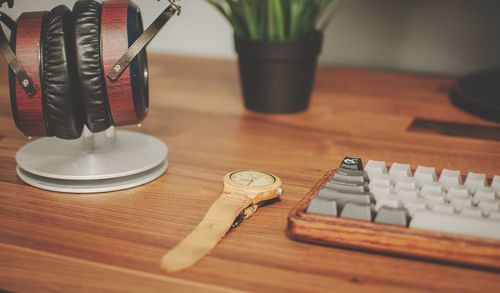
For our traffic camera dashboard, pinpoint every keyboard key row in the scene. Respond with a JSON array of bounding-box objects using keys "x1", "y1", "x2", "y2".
[
  {"x1": 369, "y1": 181, "x2": 497, "y2": 200},
  {"x1": 316, "y1": 186, "x2": 500, "y2": 217},
  {"x1": 370, "y1": 173, "x2": 498, "y2": 194},
  {"x1": 365, "y1": 160, "x2": 499, "y2": 191},
  {"x1": 310, "y1": 191, "x2": 500, "y2": 220},
  {"x1": 370, "y1": 185, "x2": 497, "y2": 201}
]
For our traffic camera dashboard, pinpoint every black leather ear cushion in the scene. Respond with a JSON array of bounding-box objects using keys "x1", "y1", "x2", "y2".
[
  {"x1": 41, "y1": 5, "x2": 84, "y2": 139},
  {"x1": 73, "y1": 0, "x2": 111, "y2": 133}
]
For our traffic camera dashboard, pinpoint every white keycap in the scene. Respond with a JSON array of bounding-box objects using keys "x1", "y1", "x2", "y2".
[
  {"x1": 370, "y1": 185, "x2": 393, "y2": 201},
  {"x1": 396, "y1": 188, "x2": 419, "y2": 198},
  {"x1": 410, "y1": 210, "x2": 500, "y2": 240},
  {"x1": 492, "y1": 175, "x2": 500, "y2": 195},
  {"x1": 395, "y1": 177, "x2": 417, "y2": 191},
  {"x1": 365, "y1": 160, "x2": 388, "y2": 179},
  {"x1": 461, "y1": 207, "x2": 483, "y2": 218},
  {"x1": 489, "y1": 211, "x2": 500, "y2": 220},
  {"x1": 450, "y1": 197, "x2": 472, "y2": 212},
  {"x1": 464, "y1": 172, "x2": 487, "y2": 193},
  {"x1": 389, "y1": 163, "x2": 412, "y2": 181},
  {"x1": 447, "y1": 185, "x2": 470, "y2": 199},
  {"x1": 414, "y1": 166, "x2": 436, "y2": 186},
  {"x1": 478, "y1": 200, "x2": 499, "y2": 216},
  {"x1": 473, "y1": 186, "x2": 496, "y2": 204},
  {"x1": 432, "y1": 203, "x2": 454, "y2": 214},
  {"x1": 421, "y1": 182, "x2": 443, "y2": 195},
  {"x1": 423, "y1": 193, "x2": 446, "y2": 208},
  {"x1": 403, "y1": 198, "x2": 427, "y2": 217},
  {"x1": 375, "y1": 194, "x2": 400, "y2": 211},
  {"x1": 439, "y1": 169, "x2": 462, "y2": 190},
  {"x1": 397, "y1": 194, "x2": 420, "y2": 206},
  {"x1": 369, "y1": 173, "x2": 391, "y2": 187}
]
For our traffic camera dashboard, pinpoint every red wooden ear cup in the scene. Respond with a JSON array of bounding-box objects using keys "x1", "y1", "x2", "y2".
[
  {"x1": 40, "y1": 5, "x2": 84, "y2": 139},
  {"x1": 9, "y1": 11, "x2": 50, "y2": 137},
  {"x1": 101, "y1": 0, "x2": 148, "y2": 126},
  {"x1": 73, "y1": 0, "x2": 112, "y2": 133}
]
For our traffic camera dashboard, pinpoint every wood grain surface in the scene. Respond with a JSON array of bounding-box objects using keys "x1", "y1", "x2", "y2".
[
  {"x1": 11, "y1": 11, "x2": 47, "y2": 137},
  {"x1": 102, "y1": 0, "x2": 145, "y2": 125},
  {"x1": 1, "y1": 54, "x2": 500, "y2": 292}
]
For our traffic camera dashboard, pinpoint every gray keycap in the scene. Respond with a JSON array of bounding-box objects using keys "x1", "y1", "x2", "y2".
[
  {"x1": 325, "y1": 179, "x2": 368, "y2": 194},
  {"x1": 375, "y1": 207, "x2": 408, "y2": 226},
  {"x1": 317, "y1": 188, "x2": 371, "y2": 207},
  {"x1": 333, "y1": 168, "x2": 369, "y2": 183},
  {"x1": 340, "y1": 202, "x2": 372, "y2": 221},
  {"x1": 306, "y1": 197, "x2": 337, "y2": 216},
  {"x1": 410, "y1": 210, "x2": 500, "y2": 240}
]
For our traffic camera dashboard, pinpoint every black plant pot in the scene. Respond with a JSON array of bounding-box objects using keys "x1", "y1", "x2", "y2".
[{"x1": 235, "y1": 34, "x2": 323, "y2": 113}]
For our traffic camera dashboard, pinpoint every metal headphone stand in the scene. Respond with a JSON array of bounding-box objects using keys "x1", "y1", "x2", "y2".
[{"x1": 15, "y1": 127, "x2": 168, "y2": 193}]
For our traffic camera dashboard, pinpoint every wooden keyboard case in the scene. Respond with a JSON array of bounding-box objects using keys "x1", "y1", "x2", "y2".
[{"x1": 287, "y1": 170, "x2": 500, "y2": 270}]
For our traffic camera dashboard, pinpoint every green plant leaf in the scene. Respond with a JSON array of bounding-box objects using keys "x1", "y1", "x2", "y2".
[
  {"x1": 318, "y1": 0, "x2": 350, "y2": 31},
  {"x1": 204, "y1": 0, "x2": 349, "y2": 41}
]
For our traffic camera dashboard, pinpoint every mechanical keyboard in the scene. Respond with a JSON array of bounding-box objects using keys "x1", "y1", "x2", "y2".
[{"x1": 287, "y1": 157, "x2": 500, "y2": 270}]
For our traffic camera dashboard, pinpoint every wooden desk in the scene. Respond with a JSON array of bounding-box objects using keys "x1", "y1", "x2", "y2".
[{"x1": 1, "y1": 55, "x2": 499, "y2": 292}]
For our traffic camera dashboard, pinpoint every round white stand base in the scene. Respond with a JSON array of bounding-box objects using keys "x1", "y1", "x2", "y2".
[{"x1": 15, "y1": 128, "x2": 168, "y2": 193}]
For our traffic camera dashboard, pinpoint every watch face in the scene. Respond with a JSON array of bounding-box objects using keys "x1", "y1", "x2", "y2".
[{"x1": 229, "y1": 170, "x2": 276, "y2": 187}]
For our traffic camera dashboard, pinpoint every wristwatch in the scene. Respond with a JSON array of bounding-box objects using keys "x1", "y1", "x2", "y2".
[{"x1": 160, "y1": 169, "x2": 283, "y2": 273}]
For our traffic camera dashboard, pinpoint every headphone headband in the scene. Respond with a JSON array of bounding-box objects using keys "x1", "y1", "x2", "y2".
[{"x1": 107, "y1": 0, "x2": 181, "y2": 80}]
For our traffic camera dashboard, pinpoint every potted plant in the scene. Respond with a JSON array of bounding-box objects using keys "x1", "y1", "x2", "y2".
[{"x1": 206, "y1": 0, "x2": 349, "y2": 113}]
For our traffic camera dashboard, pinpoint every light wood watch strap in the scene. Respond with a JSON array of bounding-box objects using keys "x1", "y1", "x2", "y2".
[{"x1": 160, "y1": 192, "x2": 252, "y2": 273}]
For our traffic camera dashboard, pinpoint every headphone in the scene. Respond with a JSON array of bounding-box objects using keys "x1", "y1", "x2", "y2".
[{"x1": 0, "y1": 0, "x2": 180, "y2": 139}]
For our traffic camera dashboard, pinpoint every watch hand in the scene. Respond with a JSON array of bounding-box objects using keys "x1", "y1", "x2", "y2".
[{"x1": 247, "y1": 179, "x2": 254, "y2": 186}]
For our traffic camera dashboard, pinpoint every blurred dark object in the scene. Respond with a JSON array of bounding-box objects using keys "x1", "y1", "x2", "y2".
[
  {"x1": 0, "y1": 0, "x2": 14, "y2": 9},
  {"x1": 451, "y1": 68, "x2": 500, "y2": 123}
]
